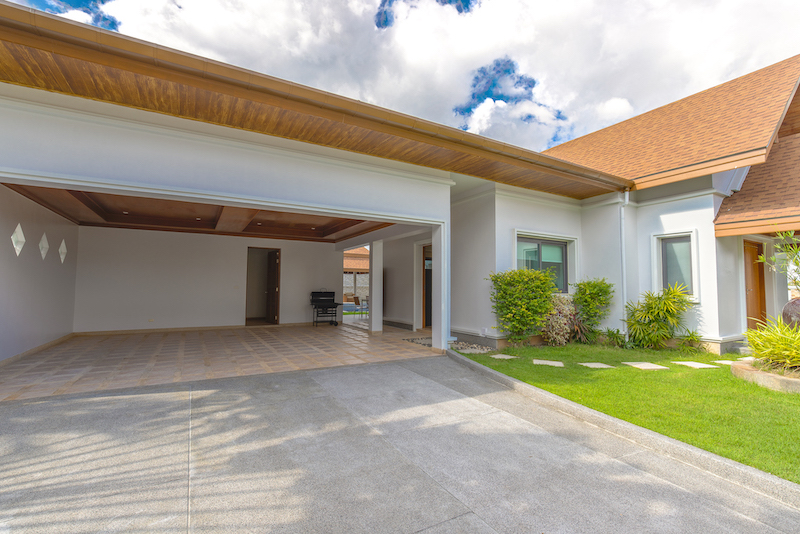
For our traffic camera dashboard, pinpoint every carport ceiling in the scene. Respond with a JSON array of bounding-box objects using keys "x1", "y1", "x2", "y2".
[{"x1": 5, "y1": 184, "x2": 391, "y2": 242}]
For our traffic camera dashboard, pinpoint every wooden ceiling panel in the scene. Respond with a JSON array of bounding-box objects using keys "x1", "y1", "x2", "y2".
[{"x1": 4, "y1": 184, "x2": 395, "y2": 243}]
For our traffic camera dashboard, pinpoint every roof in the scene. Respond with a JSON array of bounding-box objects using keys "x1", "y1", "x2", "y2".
[
  {"x1": 0, "y1": 1, "x2": 632, "y2": 200},
  {"x1": 714, "y1": 133, "x2": 800, "y2": 236},
  {"x1": 344, "y1": 247, "x2": 370, "y2": 272},
  {"x1": 544, "y1": 55, "x2": 800, "y2": 189}
]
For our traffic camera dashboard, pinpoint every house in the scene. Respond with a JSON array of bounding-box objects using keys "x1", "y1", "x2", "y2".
[
  {"x1": 0, "y1": 1, "x2": 796, "y2": 364},
  {"x1": 343, "y1": 246, "x2": 370, "y2": 303}
]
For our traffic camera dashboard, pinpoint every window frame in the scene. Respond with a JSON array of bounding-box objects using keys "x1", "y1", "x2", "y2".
[
  {"x1": 516, "y1": 235, "x2": 570, "y2": 293},
  {"x1": 652, "y1": 230, "x2": 699, "y2": 302}
]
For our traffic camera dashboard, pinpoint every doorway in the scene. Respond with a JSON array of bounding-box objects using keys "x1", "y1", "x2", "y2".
[
  {"x1": 422, "y1": 244, "x2": 432, "y2": 328},
  {"x1": 743, "y1": 240, "x2": 766, "y2": 329},
  {"x1": 246, "y1": 247, "x2": 281, "y2": 325}
]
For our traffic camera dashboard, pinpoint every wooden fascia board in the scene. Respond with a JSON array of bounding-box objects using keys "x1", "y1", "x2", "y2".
[
  {"x1": 0, "y1": 6, "x2": 632, "y2": 195},
  {"x1": 633, "y1": 150, "x2": 768, "y2": 190},
  {"x1": 765, "y1": 74, "x2": 800, "y2": 158},
  {"x1": 715, "y1": 215, "x2": 800, "y2": 237}
]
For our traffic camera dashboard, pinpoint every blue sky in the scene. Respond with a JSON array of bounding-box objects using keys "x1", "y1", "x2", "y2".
[{"x1": 10, "y1": 0, "x2": 800, "y2": 152}]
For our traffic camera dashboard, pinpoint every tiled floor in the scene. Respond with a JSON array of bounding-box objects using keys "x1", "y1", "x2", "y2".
[{"x1": 0, "y1": 323, "x2": 434, "y2": 402}]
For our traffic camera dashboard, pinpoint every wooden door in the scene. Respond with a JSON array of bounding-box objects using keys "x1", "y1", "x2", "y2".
[
  {"x1": 266, "y1": 250, "x2": 280, "y2": 324},
  {"x1": 422, "y1": 245, "x2": 432, "y2": 328},
  {"x1": 743, "y1": 241, "x2": 766, "y2": 329}
]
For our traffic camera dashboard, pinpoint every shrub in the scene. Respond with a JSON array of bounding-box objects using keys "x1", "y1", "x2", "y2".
[
  {"x1": 541, "y1": 294, "x2": 576, "y2": 346},
  {"x1": 572, "y1": 278, "x2": 615, "y2": 328},
  {"x1": 758, "y1": 230, "x2": 800, "y2": 292},
  {"x1": 602, "y1": 328, "x2": 626, "y2": 348},
  {"x1": 625, "y1": 283, "x2": 693, "y2": 349},
  {"x1": 745, "y1": 317, "x2": 800, "y2": 371},
  {"x1": 677, "y1": 330, "x2": 705, "y2": 353},
  {"x1": 489, "y1": 269, "x2": 556, "y2": 345}
]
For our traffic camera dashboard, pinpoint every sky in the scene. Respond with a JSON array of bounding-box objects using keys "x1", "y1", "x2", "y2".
[{"x1": 11, "y1": 0, "x2": 800, "y2": 151}]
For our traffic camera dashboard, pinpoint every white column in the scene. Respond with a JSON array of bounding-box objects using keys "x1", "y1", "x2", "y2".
[
  {"x1": 368, "y1": 240, "x2": 384, "y2": 333},
  {"x1": 431, "y1": 222, "x2": 451, "y2": 350}
]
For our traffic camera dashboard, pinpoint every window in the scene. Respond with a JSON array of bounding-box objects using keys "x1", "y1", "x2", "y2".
[
  {"x1": 517, "y1": 237, "x2": 568, "y2": 292},
  {"x1": 661, "y1": 235, "x2": 692, "y2": 292}
]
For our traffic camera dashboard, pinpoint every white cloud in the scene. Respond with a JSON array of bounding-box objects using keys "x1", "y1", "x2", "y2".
[
  {"x1": 58, "y1": 9, "x2": 93, "y2": 25},
  {"x1": 596, "y1": 97, "x2": 634, "y2": 123},
  {"x1": 14, "y1": 0, "x2": 800, "y2": 151}
]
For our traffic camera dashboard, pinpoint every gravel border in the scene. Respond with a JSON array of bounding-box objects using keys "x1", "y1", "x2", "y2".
[{"x1": 447, "y1": 349, "x2": 800, "y2": 510}]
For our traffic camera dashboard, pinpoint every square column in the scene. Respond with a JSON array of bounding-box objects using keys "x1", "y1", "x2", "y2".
[
  {"x1": 368, "y1": 240, "x2": 383, "y2": 334},
  {"x1": 431, "y1": 223, "x2": 451, "y2": 350}
]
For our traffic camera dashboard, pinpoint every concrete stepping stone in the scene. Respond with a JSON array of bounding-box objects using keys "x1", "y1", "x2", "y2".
[
  {"x1": 671, "y1": 361, "x2": 719, "y2": 369},
  {"x1": 578, "y1": 362, "x2": 615, "y2": 369},
  {"x1": 532, "y1": 359, "x2": 564, "y2": 367},
  {"x1": 738, "y1": 356, "x2": 756, "y2": 362},
  {"x1": 713, "y1": 360, "x2": 735, "y2": 365},
  {"x1": 622, "y1": 362, "x2": 669, "y2": 370},
  {"x1": 490, "y1": 354, "x2": 518, "y2": 360}
]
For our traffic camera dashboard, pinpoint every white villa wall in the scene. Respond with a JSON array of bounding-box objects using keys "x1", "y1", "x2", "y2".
[
  {"x1": 580, "y1": 197, "x2": 626, "y2": 330},
  {"x1": 450, "y1": 189, "x2": 496, "y2": 340},
  {"x1": 0, "y1": 186, "x2": 78, "y2": 362},
  {"x1": 495, "y1": 186, "x2": 582, "y2": 276},
  {"x1": 383, "y1": 233, "x2": 430, "y2": 329},
  {"x1": 715, "y1": 236, "x2": 746, "y2": 339},
  {"x1": 633, "y1": 192, "x2": 720, "y2": 339},
  {"x1": 73, "y1": 227, "x2": 341, "y2": 332},
  {"x1": 0, "y1": 87, "x2": 453, "y2": 226}
]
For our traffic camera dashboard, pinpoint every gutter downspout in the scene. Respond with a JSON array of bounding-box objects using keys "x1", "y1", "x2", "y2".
[{"x1": 619, "y1": 189, "x2": 630, "y2": 333}]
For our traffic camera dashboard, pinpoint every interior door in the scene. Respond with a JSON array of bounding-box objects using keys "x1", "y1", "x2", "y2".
[
  {"x1": 743, "y1": 240, "x2": 766, "y2": 329},
  {"x1": 266, "y1": 250, "x2": 280, "y2": 324},
  {"x1": 423, "y1": 245, "x2": 432, "y2": 328}
]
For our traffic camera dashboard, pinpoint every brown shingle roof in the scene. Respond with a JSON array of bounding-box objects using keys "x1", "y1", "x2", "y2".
[
  {"x1": 715, "y1": 133, "x2": 800, "y2": 236},
  {"x1": 544, "y1": 55, "x2": 800, "y2": 188},
  {"x1": 343, "y1": 247, "x2": 370, "y2": 272}
]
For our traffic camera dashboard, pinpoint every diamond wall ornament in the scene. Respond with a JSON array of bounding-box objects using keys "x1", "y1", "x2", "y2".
[
  {"x1": 39, "y1": 233, "x2": 49, "y2": 260},
  {"x1": 59, "y1": 239, "x2": 67, "y2": 264},
  {"x1": 11, "y1": 224, "x2": 25, "y2": 256}
]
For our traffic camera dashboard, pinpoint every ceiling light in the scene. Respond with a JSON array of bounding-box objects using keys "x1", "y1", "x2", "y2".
[
  {"x1": 196, "y1": 217, "x2": 201, "y2": 221},
  {"x1": 257, "y1": 222, "x2": 262, "y2": 225},
  {"x1": 122, "y1": 211, "x2": 128, "y2": 215}
]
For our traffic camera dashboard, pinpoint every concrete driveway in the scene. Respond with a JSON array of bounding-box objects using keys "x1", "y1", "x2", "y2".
[{"x1": 1, "y1": 354, "x2": 799, "y2": 533}]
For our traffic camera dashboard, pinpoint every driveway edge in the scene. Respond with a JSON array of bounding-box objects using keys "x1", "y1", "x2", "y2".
[{"x1": 446, "y1": 350, "x2": 800, "y2": 510}]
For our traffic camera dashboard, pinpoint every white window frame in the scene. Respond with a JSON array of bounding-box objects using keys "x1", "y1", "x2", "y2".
[
  {"x1": 651, "y1": 230, "x2": 700, "y2": 303},
  {"x1": 514, "y1": 230, "x2": 578, "y2": 294}
]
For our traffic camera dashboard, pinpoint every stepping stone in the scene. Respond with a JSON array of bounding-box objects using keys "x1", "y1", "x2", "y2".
[
  {"x1": 738, "y1": 356, "x2": 756, "y2": 362},
  {"x1": 671, "y1": 361, "x2": 719, "y2": 369},
  {"x1": 490, "y1": 354, "x2": 518, "y2": 360},
  {"x1": 622, "y1": 362, "x2": 669, "y2": 370},
  {"x1": 713, "y1": 360, "x2": 735, "y2": 365},
  {"x1": 532, "y1": 359, "x2": 564, "y2": 367},
  {"x1": 579, "y1": 362, "x2": 615, "y2": 369}
]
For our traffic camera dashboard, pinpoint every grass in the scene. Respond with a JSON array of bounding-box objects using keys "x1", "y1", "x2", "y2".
[{"x1": 466, "y1": 343, "x2": 800, "y2": 484}]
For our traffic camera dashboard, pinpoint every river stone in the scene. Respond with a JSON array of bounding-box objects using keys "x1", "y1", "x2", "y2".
[{"x1": 782, "y1": 298, "x2": 800, "y2": 328}]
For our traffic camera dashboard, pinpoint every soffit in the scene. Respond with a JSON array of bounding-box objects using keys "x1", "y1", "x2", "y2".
[
  {"x1": 714, "y1": 133, "x2": 800, "y2": 237},
  {"x1": 4, "y1": 184, "x2": 391, "y2": 242},
  {"x1": 0, "y1": 2, "x2": 631, "y2": 200},
  {"x1": 544, "y1": 55, "x2": 800, "y2": 188}
]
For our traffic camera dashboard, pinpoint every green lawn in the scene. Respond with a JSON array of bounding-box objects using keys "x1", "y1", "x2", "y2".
[{"x1": 466, "y1": 344, "x2": 800, "y2": 484}]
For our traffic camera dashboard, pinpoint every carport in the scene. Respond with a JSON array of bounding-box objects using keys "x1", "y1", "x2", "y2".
[{"x1": 0, "y1": 6, "x2": 454, "y2": 364}]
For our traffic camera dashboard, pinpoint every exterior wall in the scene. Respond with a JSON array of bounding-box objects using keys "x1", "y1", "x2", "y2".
[
  {"x1": 0, "y1": 87, "x2": 453, "y2": 226},
  {"x1": 0, "y1": 186, "x2": 78, "y2": 362},
  {"x1": 450, "y1": 188, "x2": 496, "y2": 341},
  {"x1": 632, "y1": 190, "x2": 721, "y2": 340},
  {"x1": 73, "y1": 227, "x2": 341, "y2": 332},
  {"x1": 580, "y1": 195, "x2": 626, "y2": 330},
  {"x1": 383, "y1": 233, "x2": 430, "y2": 329},
  {"x1": 715, "y1": 236, "x2": 746, "y2": 339}
]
